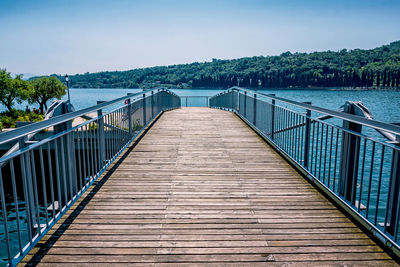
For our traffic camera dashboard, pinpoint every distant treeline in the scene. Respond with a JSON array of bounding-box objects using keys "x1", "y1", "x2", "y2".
[{"x1": 51, "y1": 40, "x2": 400, "y2": 89}]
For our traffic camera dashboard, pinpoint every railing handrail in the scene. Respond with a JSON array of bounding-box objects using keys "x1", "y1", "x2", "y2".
[
  {"x1": 180, "y1": 95, "x2": 210, "y2": 97},
  {"x1": 213, "y1": 87, "x2": 400, "y2": 136},
  {"x1": 0, "y1": 88, "x2": 177, "y2": 145}
]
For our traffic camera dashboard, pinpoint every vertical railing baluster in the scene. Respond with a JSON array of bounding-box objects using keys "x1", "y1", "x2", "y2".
[
  {"x1": 84, "y1": 124, "x2": 92, "y2": 184},
  {"x1": 127, "y1": 98, "x2": 132, "y2": 136},
  {"x1": 309, "y1": 119, "x2": 315, "y2": 172},
  {"x1": 333, "y1": 129, "x2": 340, "y2": 192},
  {"x1": 357, "y1": 139, "x2": 367, "y2": 212},
  {"x1": 10, "y1": 159, "x2": 23, "y2": 253},
  {"x1": 322, "y1": 125, "x2": 329, "y2": 183},
  {"x1": 318, "y1": 124, "x2": 324, "y2": 180},
  {"x1": 0, "y1": 169, "x2": 12, "y2": 265},
  {"x1": 143, "y1": 93, "x2": 147, "y2": 125},
  {"x1": 47, "y1": 142, "x2": 56, "y2": 219},
  {"x1": 375, "y1": 146, "x2": 385, "y2": 225},
  {"x1": 29, "y1": 150, "x2": 42, "y2": 234},
  {"x1": 151, "y1": 91, "x2": 154, "y2": 118},
  {"x1": 295, "y1": 114, "x2": 301, "y2": 161},
  {"x1": 244, "y1": 91, "x2": 247, "y2": 118},
  {"x1": 19, "y1": 152, "x2": 33, "y2": 241},
  {"x1": 327, "y1": 127, "x2": 334, "y2": 188},
  {"x1": 67, "y1": 123, "x2": 77, "y2": 199},
  {"x1": 386, "y1": 136, "x2": 400, "y2": 236},
  {"x1": 92, "y1": 120, "x2": 99, "y2": 174},
  {"x1": 60, "y1": 136, "x2": 68, "y2": 206},
  {"x1": 253, "y1": 94, "x2": 257, "y2": 126},
  {"x1": 366, "y1": 142, "x2": 376, "y2": 219},
  {"x1": 314, "y1": 122, "x2": 320, "y2": 175},
  {"x1": 39, "y1": 146, "x2": 49, "y2": 226},
  {"x1": 76, "y1": 130, "x2": 83, "y2": 191},
  {"x1": 270, "y1": 96, "x2": 276, "y2": 140},
  {"x1": 21, "y1": 149, "x2": 37, "y2": 238}
]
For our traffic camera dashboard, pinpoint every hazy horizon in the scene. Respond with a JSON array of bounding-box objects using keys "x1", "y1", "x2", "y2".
[{"x1": 1, "y1": 0, "x2": 399, "y2": 76}]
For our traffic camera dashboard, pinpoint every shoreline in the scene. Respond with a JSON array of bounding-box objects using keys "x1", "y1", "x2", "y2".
[{"x1": 68, "y1": 86, "x2": 400, "y2": 91}]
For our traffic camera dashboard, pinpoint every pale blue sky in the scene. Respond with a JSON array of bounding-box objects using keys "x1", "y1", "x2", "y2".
[{"x1": 0, "y1": 0, "x2": 399, "y2": 76}]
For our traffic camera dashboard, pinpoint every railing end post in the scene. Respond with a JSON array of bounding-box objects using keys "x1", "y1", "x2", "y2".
[{"x1": 303, "y1": 101, "x2": 312, "y2": 169}]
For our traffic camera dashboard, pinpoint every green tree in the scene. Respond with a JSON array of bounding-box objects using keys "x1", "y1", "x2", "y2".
[
  {"x1": 29, "y1": 77, "x2": 67, "y2": 113},
  {"x1": 0, "y1": 69, "x2": 32, "y2": 113}
]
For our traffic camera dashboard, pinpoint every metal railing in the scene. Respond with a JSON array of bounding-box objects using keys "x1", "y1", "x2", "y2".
[
  {"x1": 0, "y1": 88, "x2": 180, "y2": 266},
  {"x1": 180, "y1": 96, "x2": 210, "y2": 107},
  {"x1": 210, "y1": 87, "x2": 400, "y2": 254}
]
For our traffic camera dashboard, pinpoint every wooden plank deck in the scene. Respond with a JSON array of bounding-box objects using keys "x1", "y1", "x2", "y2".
[{"x1": 23, "y1": 107, "x2": 397, "y2": 266}]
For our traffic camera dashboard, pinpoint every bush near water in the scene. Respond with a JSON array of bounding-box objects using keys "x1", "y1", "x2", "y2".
[
  {"x1": 0, "y1": 109, "x2": 44, "y2": 130},
  {"x1": 0, "y1": 69, "x2": 66, "y2": 129}
]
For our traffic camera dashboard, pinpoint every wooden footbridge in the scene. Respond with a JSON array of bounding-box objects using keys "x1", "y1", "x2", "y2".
[{"x1": 1, "y1": 88, "x2": 400, "y2": 266}]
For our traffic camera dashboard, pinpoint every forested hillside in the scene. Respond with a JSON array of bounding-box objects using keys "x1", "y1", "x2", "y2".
[{"x1": 53, "y1": 40, "x2": 400, "y2": 89}]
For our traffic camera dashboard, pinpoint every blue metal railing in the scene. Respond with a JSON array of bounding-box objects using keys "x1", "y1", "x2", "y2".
[
  {"x1": 0, "y1": 88, "x2": 180, "y2": 266},
  {"x1": 210, "y1": 87, "x2": 400, "y2": 255}
]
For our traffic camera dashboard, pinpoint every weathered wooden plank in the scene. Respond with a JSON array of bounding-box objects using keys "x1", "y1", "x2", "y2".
[
  {"x1": 27, "y1": 253, "x2": 393, "y2": 263},
  {"x1": 34, "y1": 245, "x2": 385, "y2": 255},
  {"x1": 31, "y1": 262, "x2": 398, "y2": 267}
]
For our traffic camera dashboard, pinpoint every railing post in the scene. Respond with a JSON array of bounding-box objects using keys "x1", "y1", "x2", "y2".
[
  {"x1": 66, "y1": 125, "x2": 77, "y2": 197},
  {"x1": 270, "y1": 94, "x2": 276, "y2": 140},
  {"x1": 339, "y1": 104, "x2": 362, "y2": 204},
  {"x1": 0, "y1": 170, "x2": 11, "y2": 265},
  {"x1": 231, "y1": 91, "x2": 234, "y2": 110},
  {"x1": 18, "y1": 137, "x2": 37, "y2": 235},
  {"x1": 53, "y1": 101, "x2": 77, "y2": 208},
  {"x1": 151, "y1": 91, "x2": 154, "y2": 118},
  {"x1": 237, "y1": 91, "x2": 240, "y2": 112},
  {"x1": 126, "y1": 97, "x2": 132, "y2": 136},
  {"x1": 96, "y1": 102, "x2": 106, "y2": 166},
  {"x1": 303, "y1": 102, "x2": 312, "y2": 169},
  {"x1": 244, "y1": 91, "x2": 247, "y2": 118},
  {"x1": 236, "y1": 91, "x2": 240, "y2": 111},
  {"x1": 253, "y1": 94, "x2": 257, "y2": 126},
  {"x1": 142, "y1": 93, "x2": 146, "y2": 125},
  {"x1": 387, "y1": 135, "x2": 400, "y2": 236}
]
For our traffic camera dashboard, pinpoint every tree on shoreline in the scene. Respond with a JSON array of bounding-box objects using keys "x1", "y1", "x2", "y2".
[
  {"x1": 0, "y1": 69, "x2": 32, "y2": 113},
  {"x1": 29, "y1": 77, "x2": 67, "y2": 113}
]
